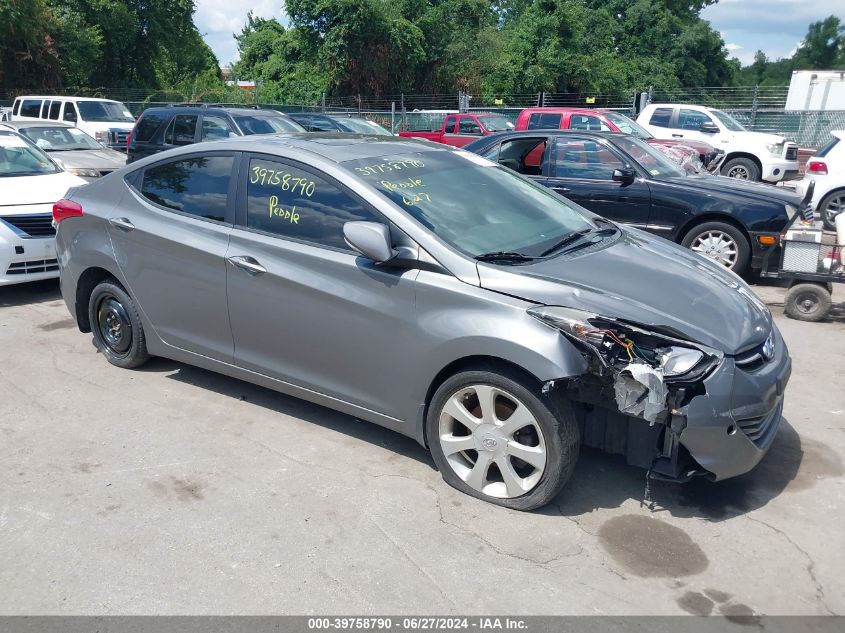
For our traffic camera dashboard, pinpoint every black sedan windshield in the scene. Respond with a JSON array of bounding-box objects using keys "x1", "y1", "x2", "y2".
[
  {"x1": 344, "y1": 150, "x2": 595, "y2": 258},
  {"x1": 614, "y1": 136, "x2": 687, "y2": 178}
]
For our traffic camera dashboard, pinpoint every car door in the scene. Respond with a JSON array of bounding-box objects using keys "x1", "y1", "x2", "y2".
[
  {"x1": 541, "y1": 136, "x2": 652, "y2": 227},
  {"x1": 443, "y1": 116, "x2": 483, "y2": 147},
  {"x1": 110, "y1": 151, "x2": 238, "y2": 361},
  {"x1": 199, "y1": 113, "x2": 236, "y2": 141},
  {"x1": 671, "y1": 108, "x2": 718, "y2": 144},
  {"x1": 226, "y1": 154, "x2": 418, "y2": 418},
  {"x1": 160, "y1": 113, "x2": 199, "y2": 152}
]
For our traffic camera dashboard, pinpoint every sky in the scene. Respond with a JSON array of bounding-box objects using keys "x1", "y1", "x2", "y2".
[{"x1": 194, "y1": 0, "x2": 839, "y2": 68}]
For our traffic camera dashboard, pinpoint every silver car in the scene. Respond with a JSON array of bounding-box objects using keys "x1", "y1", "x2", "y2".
[
  {"x1": 53, "y1": 135, "x2": 791, "y2": 510},
  {"x1": 1, "y1": 121, "x2": 127, "y2": 180}
]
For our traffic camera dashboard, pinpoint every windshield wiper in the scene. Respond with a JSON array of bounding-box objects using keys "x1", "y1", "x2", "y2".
[
  {"x1": 539, "y1": 228, "x2": 594, "y2": 257},
  {"x1": 475, "y1": 251, "x2": 538, "y2": 263}
]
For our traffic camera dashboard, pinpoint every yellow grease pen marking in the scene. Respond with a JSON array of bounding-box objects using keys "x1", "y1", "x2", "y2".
[{"x1": 268, "y1": 195, "x2": 300, "y2": 223}]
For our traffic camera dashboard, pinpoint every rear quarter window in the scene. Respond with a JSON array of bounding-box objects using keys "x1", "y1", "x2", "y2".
[{"x1": 649, "y1": 107, "x2": 673, "y2": 128}]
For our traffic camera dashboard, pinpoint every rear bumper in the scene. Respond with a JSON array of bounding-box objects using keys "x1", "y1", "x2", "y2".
[{"x1": 677, "y1": 327, "x2": 791, "y2": 481}]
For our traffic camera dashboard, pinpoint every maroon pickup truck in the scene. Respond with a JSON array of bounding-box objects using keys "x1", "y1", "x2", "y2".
[{"x1": 399, "y1": 112, "x2": 514, "y2": 147}]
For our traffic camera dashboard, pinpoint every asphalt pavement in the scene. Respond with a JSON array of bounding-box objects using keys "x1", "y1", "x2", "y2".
[{"x1": 0, "y1": 280, "x2": 843, "y2": 615}]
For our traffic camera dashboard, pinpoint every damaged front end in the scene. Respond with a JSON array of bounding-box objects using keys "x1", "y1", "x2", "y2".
[{"x1": 529, "y1": 306, "x2": 724, "y2": 481}]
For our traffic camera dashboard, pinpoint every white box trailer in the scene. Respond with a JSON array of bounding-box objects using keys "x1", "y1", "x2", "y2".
[{"x1": 786, "y1": 70, "x2": 845, "y2": 111}]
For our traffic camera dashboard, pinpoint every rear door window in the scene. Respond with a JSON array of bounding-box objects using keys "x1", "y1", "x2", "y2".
[
  {"x1": 527, "y1": 113, "x2": 562, "y2": 130},
  {"x1": 164, "y1": 114, "x2": 199, "y2": 146},
  {"x1": 569, "y1": 115, "x2": 610, "y2": 131},
  {"x1": 139, "y1": 154, "x2": 234, "y2": 222},
  {"x1": 20, "y1": 100, "x2": 42, "y2": 118},
  {"x1": 648, "y1": 107, "x2": 673, "y2": 128},
  {"x1": 48, "y1": 101, "x2": 61, "y2": 120},
  {"x1": 133, "y1": 112, "x2": 167, "y2": 143},
  {"x1": 244, "y1": 157, "x2": 378, "y2": 250}
]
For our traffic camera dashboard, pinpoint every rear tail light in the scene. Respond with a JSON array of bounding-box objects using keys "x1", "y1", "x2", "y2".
[
  {"x1": 53, "y1": 199, "x2": 83, "y2": 224},
  {"x1": 126, "y1": 129, "x2": 132, "y2": 153},
  {"x1": 807, "y1": 160, "x2": 828, "y2": 175}
]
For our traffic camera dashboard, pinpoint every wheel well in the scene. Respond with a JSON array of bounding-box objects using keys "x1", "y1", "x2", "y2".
[
  {"x1": 75, "y1": 267, "x2": 122, "y2": 332},
  {"x1": 820, "y1": 186, "x2": 845, "y2": 206},
  {"x1": 678, "y1": 214, "x2": 751, "y2": 247},
  {"x1": 722, "y1": 152, "x2": 762, "y2": 172},
  {"x1": 420, "y1": 355, "x2": 544, "y2": 448}
]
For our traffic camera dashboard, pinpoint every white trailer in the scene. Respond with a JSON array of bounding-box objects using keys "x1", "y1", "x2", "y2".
[{"x1": 786, "y1": 70, "x2": 845, "y2": 111}]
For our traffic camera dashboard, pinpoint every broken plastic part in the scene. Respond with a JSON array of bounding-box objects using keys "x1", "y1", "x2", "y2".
[
  {"x1": 613, "y1": 361, "x2": 669, "y2": 424},
  {"x1": 541, "y1": 380, "x2": 555, "y2": 394}
]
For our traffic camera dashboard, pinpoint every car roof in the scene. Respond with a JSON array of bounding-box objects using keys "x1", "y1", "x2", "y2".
[
  {"x1": 141, "y1": 105, "x2": 286, "y2": 117},
  {"x1": 184, "y1": 132, "x2": 448, "y2": 163},
  {"x1": 519, "y1": 107, "x2": 612, "y2": 115},
  {"x1": 478, "y1": 129, "x2": 629, "y2": 141},
  {"x1": 14, "y1": 96, "x2": 123, "y2": 103},
  {"x1": 0, "y1": 121, "x2": 74, "y2": 130}
]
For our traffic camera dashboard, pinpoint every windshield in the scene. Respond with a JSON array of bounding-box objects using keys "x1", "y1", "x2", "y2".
[
  {"x1": 603, "y1": 111, "x2": 652, "y2": 140},
  {"x1": 234, "y1": 115, "x2": 305, "y2": 135},
  {"x1": 76, "y1": 101, "x2": 135, "y2": 123},
  {"x1": 20, "y1": 126, "x2": 102, "y2": 151},
  {"x1": 336, "y1": 118, "x2": 393, "y2": 136},
  {"x1": 477, "y1": 115, "x2": 515, "y2": 132},
  {"x1": 0, "y1": 132, "x2": 60, "y2": 177},
  {"x1": 613, "y1": 135, "x2": 687, "y2": 178},
  {"x1": 710, "y1": 109, "x2": 746, "y2": 132},
  {"x1": 344, "y1": 150, "x2": 595, "y2": 258}
]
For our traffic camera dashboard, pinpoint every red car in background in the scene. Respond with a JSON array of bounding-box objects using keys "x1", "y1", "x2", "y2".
[
  {"x1": 399, "y1": 112, "x2": 514, "y2": 147},
  {"x1": 515, "y1": 108, "x2": 720, "y2": 167}
]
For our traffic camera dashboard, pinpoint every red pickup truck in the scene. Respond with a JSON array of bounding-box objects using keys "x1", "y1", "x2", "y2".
[
  {"x1": 399, "y1": 112, "x2": 514, "y2": 147},
  {"x1": 515, "y1": 107, "x2": 719, "y2": 166}
]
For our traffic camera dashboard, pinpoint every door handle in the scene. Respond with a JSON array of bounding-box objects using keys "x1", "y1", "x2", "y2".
[
  {"x1": 108, "y1": 217, "x2": 135, "y2": 231},
  {"x1": 671, "y1": 134, "x2": 684, "y2": 138},
  {"x1": 556, "y1": 187, "x2": 571, "y2": 193},
  {"x1": 227, "y1": 255, "x2": 267, "y2": 275}
]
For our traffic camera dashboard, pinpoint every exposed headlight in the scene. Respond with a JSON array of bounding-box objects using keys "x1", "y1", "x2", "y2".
[
  {"x1": 528, "y1": 305, "x2": 709, "y2": 378},
  {"x1": 66, "y1": 167, "x2": 100, "y2": 178},
  {"x1": 766, "y1": 142, "x2": 784, "y2": 157}
]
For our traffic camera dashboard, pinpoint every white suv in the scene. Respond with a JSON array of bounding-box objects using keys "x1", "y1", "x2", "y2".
[
  {"x1": 795, "y1": 130, "x2": 845, "y2": 230},
  {"x1": 637, "y1": 103, "x2": 799, "y2": 183},
  {"x1": 11, "y1": 96, "x2": 135, "y2": 150}
]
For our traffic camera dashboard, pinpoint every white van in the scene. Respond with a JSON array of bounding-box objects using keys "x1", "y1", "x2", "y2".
[{"x1": 11, "y1": 96, "x2": 135, "y2": 150}]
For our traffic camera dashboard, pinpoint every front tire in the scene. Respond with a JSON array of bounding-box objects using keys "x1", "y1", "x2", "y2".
[
  {"x1": 681, "y1": 221, "x2": 751, "y2": 274},
  {"x1": 88, "y1": 280, "x2": 150, "y2": 369},
  {"x1": 427, "y1": 369, "x2": 579, "y2": 511},
  {"x1": 721, "y1": 157, "x2": 761, "y2": 181}
]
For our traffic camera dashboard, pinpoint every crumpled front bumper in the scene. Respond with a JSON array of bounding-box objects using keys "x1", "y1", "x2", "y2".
[{"x1": 678, "y1": 326, "x2": 791, "y2": 481}]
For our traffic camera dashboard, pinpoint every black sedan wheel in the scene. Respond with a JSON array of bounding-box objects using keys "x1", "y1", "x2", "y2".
[
  {"x1": 681, "y1": 221, "x2": 750, "y2": 274},
  {"x1": 88, "y1": 280, "x2": 150, "y2": 369}
]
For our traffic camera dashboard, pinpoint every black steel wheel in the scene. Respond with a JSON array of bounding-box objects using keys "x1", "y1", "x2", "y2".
[{"x1": 88, "y1": 279, "x2": 150, "y2": 368}]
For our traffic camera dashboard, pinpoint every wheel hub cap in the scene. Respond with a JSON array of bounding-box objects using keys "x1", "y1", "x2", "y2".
[
  {"x1": 438, "y1": 384, "x2": 547, "y2": 499},
  {"x1": 691, "y1": 230, "x2": 738, "y2": 268}
]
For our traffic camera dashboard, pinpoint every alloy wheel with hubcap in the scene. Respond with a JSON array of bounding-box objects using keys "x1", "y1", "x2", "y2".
[
  {"x1": 689, "y1": 230, "x2": 739, "y2": 269},
  {"x1": 726, "y1": 164, "x2": 751, "y2": 179},
  {"x1": 438, "y1": 384, "x2": 547, "y2": 499},
  {"x1": 822, "y1": 194, "x2": 844, "y2": 230}
]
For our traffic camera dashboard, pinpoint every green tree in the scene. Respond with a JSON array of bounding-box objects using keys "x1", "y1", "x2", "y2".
[{"x1": 793, "y1": 16, "x2": 845, "y2": 69}]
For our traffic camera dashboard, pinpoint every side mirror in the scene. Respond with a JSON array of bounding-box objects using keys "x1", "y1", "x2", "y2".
[
  {"x1": 700, "y1": 122, "x2": 719, "y2": 133},
  {"x1": 612, "y1": 168, "x2": 635, "y2": 184},
  {"x1": 343, "y1": 221, "x2": 396, "y2": 262}
]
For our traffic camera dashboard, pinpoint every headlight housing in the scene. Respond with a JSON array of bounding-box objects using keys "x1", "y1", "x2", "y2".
[
  {"x1": 766, "y1": 142, "x2": 784, "y2": 157},
  {"x1": 66, "y1": 167, "x2": 100, "y2": 178},
  {"x1": 527, "y1": 305, "x2": 714, "y2": 379}
]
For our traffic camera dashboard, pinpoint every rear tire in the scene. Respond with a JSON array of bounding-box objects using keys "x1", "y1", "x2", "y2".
[
  {"x1": 784, "y1": 283, "x2": 832, "y2": 322},
  {"x1": 722, "y1": 157, "x2": 761, "y2": 181},
  {"x1": 88, "y1": 280, "x2": 150, "y2": 369},
  {"x1": 427, "y1": 369, "x2": 579, "y2": 511}
]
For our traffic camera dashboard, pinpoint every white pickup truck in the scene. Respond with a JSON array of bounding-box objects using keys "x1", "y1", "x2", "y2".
[{"x1": 637, "y1": 103, "x2": 799, "y2": 183}]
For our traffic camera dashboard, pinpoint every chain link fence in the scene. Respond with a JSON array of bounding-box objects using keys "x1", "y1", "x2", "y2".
[{"x1": 2, "y1": 86, "x2": 843, "y2": 148}]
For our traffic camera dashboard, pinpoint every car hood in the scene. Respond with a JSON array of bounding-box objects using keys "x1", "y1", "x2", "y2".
[
  {"x1": 0, "y1": 171, "x2": 87, "y2": 208},
  {"x1": 722, "y1": 130, "x2": 787, "y2": 146},
  {"x1": 50, "y1": 148, "x2": 127, "y2": 170},
  {"x1": 477, "y1": 228, "x2": 772, "y2": 355},
  {"x1": 662, "y1": 173, "x2": 803, "y2": 205}
]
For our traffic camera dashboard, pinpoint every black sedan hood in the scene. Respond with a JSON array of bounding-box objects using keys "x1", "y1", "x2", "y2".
[
  {"x1": 665, "y1": 174, "x2": 802, "y2": 205},
  {"x1": 477, "y1": 228, "x2": 772, "y2": 355}
]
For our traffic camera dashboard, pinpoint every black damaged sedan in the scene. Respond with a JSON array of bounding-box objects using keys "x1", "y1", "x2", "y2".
[{"x1": 465, "y1": 130, "x2": 801, "y2": 274}]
